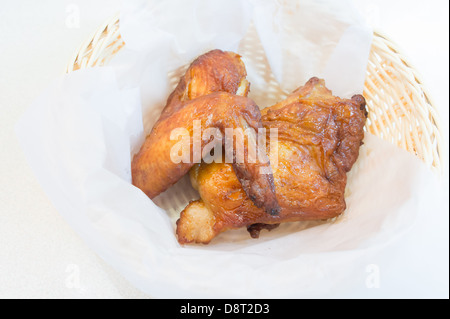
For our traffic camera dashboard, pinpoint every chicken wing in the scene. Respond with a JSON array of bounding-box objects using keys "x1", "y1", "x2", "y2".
[
  {"x1": 132, "y1": 50, "x2": 280, "y2": 214},
  {"x1": 176, "y1": 77, "x2": 368, "y2": 244}
]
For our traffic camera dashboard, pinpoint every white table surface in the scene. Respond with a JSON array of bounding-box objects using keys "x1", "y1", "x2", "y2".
[{"x1": 0, "y1": 0, "x2": 448, "y2": 299}]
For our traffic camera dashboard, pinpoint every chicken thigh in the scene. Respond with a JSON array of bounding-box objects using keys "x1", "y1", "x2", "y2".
[{"x1": 176, "y1": 77, "x2": 367, "y2": 244}]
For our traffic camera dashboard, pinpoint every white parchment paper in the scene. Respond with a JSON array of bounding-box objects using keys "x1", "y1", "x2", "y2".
[{"x1": 16, "y1": 0, "x2": 448, "y2": 298}]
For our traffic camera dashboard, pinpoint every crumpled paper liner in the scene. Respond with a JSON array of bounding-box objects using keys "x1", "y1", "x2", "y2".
[{"x1": 15, "y1": 0, "x2": 448, "y2": 297}]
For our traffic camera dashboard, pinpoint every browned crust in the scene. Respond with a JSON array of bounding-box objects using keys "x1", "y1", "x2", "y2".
[
  {"x1": 161, "y1": 49, "x2": 249, "y2": 121},
  {"x1": 247, "y1": 223, "x2": 280, "y2": 238}
]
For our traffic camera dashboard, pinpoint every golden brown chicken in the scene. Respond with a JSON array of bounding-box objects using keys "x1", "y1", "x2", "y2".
[
  {"x1": 176, "y1": 77, "x2": 368, "y2": 244},
  {"x1": 132, "y1": 50, "x2": 280, "y2": 214}
]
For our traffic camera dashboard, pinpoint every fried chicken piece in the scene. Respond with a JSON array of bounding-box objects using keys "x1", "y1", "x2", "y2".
[
  {"x1": 176, "y1": 77, "x2": 368, "y2": 244},
  {"x1": 132, "y1": 50, "x2": 279, "y2": 214}
]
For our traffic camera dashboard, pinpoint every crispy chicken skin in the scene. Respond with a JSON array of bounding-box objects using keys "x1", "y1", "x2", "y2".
[
  {"x1": 132, "y1": 50, "x2": 279, "y2": 214},
  {"x1": 176, "y1": 77, "x2": 368, "y2": 244},
  {"x1": 160, "y1": 49, "x2": 249, "y2": 121}
]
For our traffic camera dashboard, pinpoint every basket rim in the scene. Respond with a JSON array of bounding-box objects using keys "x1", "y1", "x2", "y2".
[{"x1": 368, "y1": 31, "x2": 444, "y2": 173}]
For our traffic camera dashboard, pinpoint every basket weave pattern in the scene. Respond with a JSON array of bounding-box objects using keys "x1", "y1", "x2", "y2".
[{"x1": 66, "y1": 15, "x2": 443, "y2": 174}]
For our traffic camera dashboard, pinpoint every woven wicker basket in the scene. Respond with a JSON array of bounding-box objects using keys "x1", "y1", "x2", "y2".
[{"x1": 66, "y1": 14, "x2": 444, "y2": 174}]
